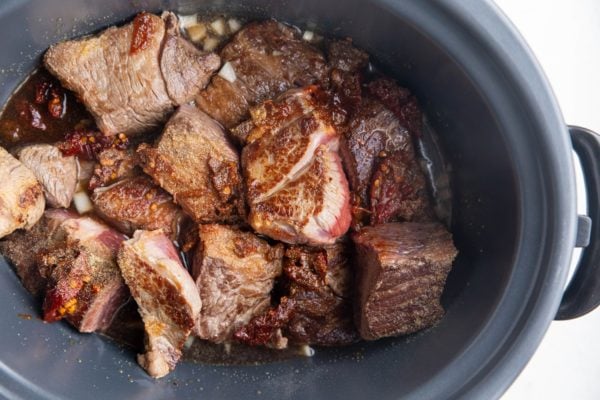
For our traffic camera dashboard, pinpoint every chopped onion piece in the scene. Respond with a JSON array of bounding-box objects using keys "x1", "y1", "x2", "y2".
[
  {"x1": 302, "y1": 30, "x2": 314, "y2": 41},
  {"x1": 73, "y1": 191, "x2": 93, "y2": 214},
  {"x1": 218, "y1": 61, "x2": 236, "y2": 83},
  {"x1": 203, "y1": 36, "x2": 220, "y2": 52},
  {"x1": 210, "y1": 18, "x2": 226, "y2": 36},
  {"x1": 299, "y1": 345, "x2": 315, "y2": 357},
  {"x1": 186, "y1": 23, "x2": 207, "y2": 43},
  {"x1": 178, "y1": 14, "x2": 198, "y2": 29},
  {"x1": 227, "y1": 18, "x2": 242, "y2": 33},
  {"x1": 223, "y1": 343, "x2": 232, "y2": 354},
  {"x1": 184, "y1": 336, "x2": 195, "y2": 350}
]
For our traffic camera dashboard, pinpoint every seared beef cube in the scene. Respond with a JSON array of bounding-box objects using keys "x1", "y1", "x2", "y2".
[
  {"x1": 92, "y1": 175, "x2": 184, "y2": 239},
  {"x1": 351, "y1": 223, "x2": 457, "y2": 340},
  {"x1": 369, "y1": 151, "x2": 432, "y2": 225},
  {"x1": 17, "y1": 144, "x2": 78, "y2": 208},
  {"x1": 88, "y1": 148, "x2": 139, "y2": 191},
  {"x1": 0, "y1": 146, "x2": 44, "y2": 239},
  {"x1": 192, "y1": 224, "x2": 283, "y2": 343},
  {"x1": 40, "y1": 216, "x2": 128, "y2": 333},
  {"x1": 0, "y1": 209, "x2": 74, "y2": 296},
  {"x1": 117, "y1": 230, "x2": 201, "y2": 378},
  {"x1": 327, "y1": 39, "x2": 369, "y2": 73},
  {"x1": 242, "y1": 86, "x2": 351, "y2": 245},
  {"x1": 283, "y1": 244, "x2": 359, "y2": 346},
  {"x1": 44, "y1": 12, "x2": 219, "y2": 136},
  {"x1": 196, "y1": 20, "x2": 328, "y2": 128},
  {"x1": 138, "y1": 105, "x2": 243, "y2": 223},
  {"x1": 234, "y1": 296, "x2": 296, "y2": 349},
  {"x1": 367, "y1": 78, "x2": 422, "y2": 138}
]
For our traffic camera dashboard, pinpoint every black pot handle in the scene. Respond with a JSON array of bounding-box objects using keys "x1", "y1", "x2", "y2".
[{"x1": 555, "y1": 126, "x2": 600, "y2": 320}]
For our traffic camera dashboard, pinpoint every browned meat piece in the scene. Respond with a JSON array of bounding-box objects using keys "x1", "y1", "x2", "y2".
[
  {"x1": 0, "y1": 209, "x2": 75, "y2": 296},
  {"x1": 88, "y1": 148, "x2": 139, "y2": 190},
  {"x1": 283, "y1": 244, "x2": 359, "y2": 346},
  {"x1": 0, "y1": 146, "x2": 45, "y2": 238},
  {"x1": 192, "y1": 224, "x2": 283, "y2": 343},
  {"x1": 117, "y1": 230, "x2": 201, "y2": 378},
  {"x1": 327, "y1": 39, "x2": 370, "y2": 73},
  {"x1": 366, "y1": 78, "x2": 422, "y2": 138},
  {"x1": 196, "y1": 20, "x2": 328, "y2": 128},
  {"x1": 351, "y1": 222, "x2": 457, "y2": 340},
  {"x1": 233, "y1": 296, "x2": 296, "y2": 349},
  {"x1": 242, "y1": 86, "x2": 351, "y2": 245},
  {"x1": 44, "y1": 12, "x2": 220, "y2": 136},
  {"x1": 138, "y1": 105, "x2": 243, "y2": 223},
  {"x1": 92, "y1": 175, "x2": 185, "y2": 239},
  {"x1": 370, "y1": 151, "x2": 432, "y2": 225},
  {"x1": 40, "y1": 216, "x2": 129, "y2": 333},
  {"x1": 17, "y1": 144, "x2": 78, "y2": 208}
]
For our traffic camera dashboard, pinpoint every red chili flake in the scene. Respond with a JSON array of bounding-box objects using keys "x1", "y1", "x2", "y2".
[
  {"x1": 130, "y1": 12, "x2": 156, "y2": 54},
  {"x1": 57, "y1": 129, "x2": 129, "y2": 160}
]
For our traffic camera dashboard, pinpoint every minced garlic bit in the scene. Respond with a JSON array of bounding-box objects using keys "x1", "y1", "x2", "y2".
[
  {"x1": 178, "y1": 14, "x2": 199, "y2": 29},
  {"x1": 210, "y1": 18, "x2": 226, "y2": 36},
  {"x1": 218, "y1": 61, "x2": 236, "y2": 83},
  {"x1": 203, "y1": 36, "x2": 220, "y2": 52},
  {"x1": 302, "y1": 30, "x2": 314, "y2": 41},
  {"x1": 227, "y1": 18, "x2": 241, "y2": 33},
  {"x1": 186, "y1": 23, "x2": 207, "y2": 43}
]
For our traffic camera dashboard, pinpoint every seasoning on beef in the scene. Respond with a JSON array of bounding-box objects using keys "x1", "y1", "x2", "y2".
[
  {"x1": 196, "y1": 20, "x2": 328, "y2": 129},
  {"x1": 44, "y1": 12, "x2": 220, "y2": 136},
  {"x1": 0, "y1": 146, "x2": 45, "y2": 239},
  {"x1": 242, "y1": 86, "x2": 351, "y2": 245},
  {"x1": 18, "y1": 144, "x2": 79, "y2": 208},
  {"x1": 0, "y1": 209, "x2": 74, "y2": 297},
  {"x1": 283, "y1": 244, "x2": 359, "y2": 346},
  {"x1": 192, "y1": 224, "x2": 284, "y2": 343},
  {"x1": 117, "y1": 229, "x2": 201, "y2": 378},
  {"x1": 138, "y1": 105, "x2": 244, "y2": 223},
  {"x1": 92, "y1": 175, "x2": 185, "y2": 239},
  {"x1": 88, "y1": 147, "x2": 139, "y2": 190},
  {"x1": 351, "y1": 222, "x2": 457, "y2": 340},
  {"x1": 40, "y1": 216, "x2": 129, "y2": 333}
]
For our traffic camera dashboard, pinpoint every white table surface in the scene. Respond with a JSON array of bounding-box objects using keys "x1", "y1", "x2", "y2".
[{"x1": 492, "y1": 1, "x2": 600, "y2": 399}]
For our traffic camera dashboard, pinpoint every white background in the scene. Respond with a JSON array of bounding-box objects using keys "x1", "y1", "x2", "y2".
[{"x1": 493, "y1": 1, "x2": 600, "y2": 399}]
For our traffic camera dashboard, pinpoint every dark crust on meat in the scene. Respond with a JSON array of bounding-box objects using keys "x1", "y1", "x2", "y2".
[
  {"x1": 89, "y1": 148, "x2": 140, "y2": 191},
  {"x1": 351, "y1": 222, "x2": 457, "y2": 340}
]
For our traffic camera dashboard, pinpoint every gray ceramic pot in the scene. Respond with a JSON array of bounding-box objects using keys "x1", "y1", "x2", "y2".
[{"x1": 0, "y1": 0, "x2": 599, "y2": 399}]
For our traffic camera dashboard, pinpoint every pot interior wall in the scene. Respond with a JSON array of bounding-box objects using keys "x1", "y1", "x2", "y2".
[{"x1": 0, "y1": 0, "x2": 520, "y2": 399}]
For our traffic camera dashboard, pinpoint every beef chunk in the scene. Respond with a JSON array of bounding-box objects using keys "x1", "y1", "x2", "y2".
[
  {"x1": 369, "y1": 151, "x2": 432, "y2": 225},
  {"x1": 44, "y1": 12, "x2": 220, "y2": 136},
  {"x1": 17, "y1": 144, "x2": 78, "y2": 208},
  {"x1": 88, "y1": 148, "x2": 139, "y2": 191},
  {"x1": 117, "y1": 229, "x2": 201, "y2": 378},
  {"x1": 40, "y1": 216, "x2": 128, "y2": 333},
  {"x1": 0, "y1": 146, "x2": 45, "y2": 239},
  {"x1": 138, "y1": 105, "x2": 243, "y2": 223},
  {"x1": 242, "y1": 86, "x2": 351, "y2": 245},
  {"x1": 283, "y1": 244, "x2": 358, "y2": 346},
  {"x1": 351, "y1": 222, "x2": 457, "y2": 340},
  {"x1": 192, "y1": 224, "x2": 283, "y2": 343},
  {"x1": 0, "y1": 209, "x2": 74, "y2": 296},
  {"x1": 327, "y1": 39, "x2": 369, "y2": 73},
  {"x1": 196, "y1": 20, "x2": 328, "y2": 128},
  {"x1": 92, "y1": 175, "x2": 185, "y2": 239},
  {"x1": 234, "y1": 296, "x2": 296, "y2": 349}
]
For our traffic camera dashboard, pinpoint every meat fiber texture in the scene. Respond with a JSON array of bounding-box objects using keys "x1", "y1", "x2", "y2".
[
  {"x1": 192, "y1": 224, "x2": 283, "y2": 343},
  {"x1": 197, "y1": 20, "x2": 328, "y2": 129},
  {"x1": 242, "y1": 86, "x2": 351, "y2": 245},
  {"x1": 38, "y1": 215, "x2": 129, "y2": 333},
  {"x1": 138, "y1": 105, "x2": 244, "y2": 223},
  {"x1": 0, "y1": 146, "x2": 45, "y2": 239},
  {"x1": 117, "y1": 229, "x2": 201, "y2": 378},
  {"x1": 18, "y1": 143, "x2": 79, "y2": 208},
  {"x1": 351, "y1": 222, "x2": 457, "y2": 340},
  {"x1": 44, "y1": 12, "x2": 220, "y2": 136},
  {"x1": 92, "y1": 175, "x2": 184, "y2": 239}
]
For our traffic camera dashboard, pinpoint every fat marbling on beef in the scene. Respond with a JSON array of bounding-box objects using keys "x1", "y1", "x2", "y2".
[
  {"x1": 39, "y1": 215, "x2": 129, "y2": 333},
  {"x1": 44, "y1": 12, "x2": 220, "y2": 136},
  {"x1": 92, "y1": 175, "x2": 184, "y2": 239},
  {"x1": 192, "y1": 224, "x2": 284, "y2": 343},
  {"x1": 242, "y1": 86, "x2": 351, "y2": 245},
  {"x1": 117, "y1": 229, "x2": 201, "y2": 378},
  {"x1": 0, "y1": 146, "x2": 45, "y2": 239},
  {"x1": 18, "y1": 143, "x2": 79, "y2": 208},
  {"x1": 351, "y1": 222, "x2": 457, "y2": 340},
  {"x1": 196, "y1": 20, "x2": 328, "y2": 129},
  {"x1": 138, "y1": 105, "x2": 244, "y2": 223}
]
